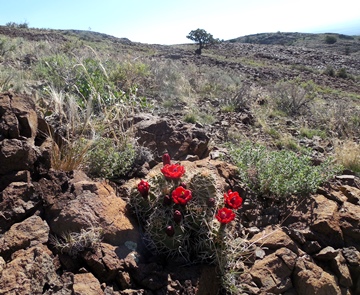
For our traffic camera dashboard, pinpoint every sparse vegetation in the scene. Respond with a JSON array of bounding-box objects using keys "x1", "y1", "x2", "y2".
[
  {"x1": 270, "y1": 79, "x2": 316, "y2": 116},
  {"x1": 227, "y1": 141, "x2": 341, "y2": 197},
  {"x1": 1, "y1": 25, "x2": 360, "y2": 294},
  {"x1": 50, "y1": 227, "x2": 103, "y2": 257},
  {"x1": 325, "y1": 35, "x2": 337, "y2": 44},
  {"x1": 335, "y1": 140, "x2": 360, "y2": 175}
]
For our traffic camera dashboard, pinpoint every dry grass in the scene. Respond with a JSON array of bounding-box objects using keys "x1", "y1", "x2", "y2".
[{"x1": 334, "y1": 140, "x2": 360, "y2": 174}]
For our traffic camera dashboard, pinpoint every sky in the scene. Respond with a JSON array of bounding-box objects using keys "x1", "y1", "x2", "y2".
[{"x1": 1, "y1": 0, "x2": 360, "y2": 45}]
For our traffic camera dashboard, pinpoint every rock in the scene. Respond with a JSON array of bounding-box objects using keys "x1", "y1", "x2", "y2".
[
  {"x1": 73, "y1": 272, "x2": 104, "y2": 295},
  {"x1": 47, "y1": 174, "x2": 141, "y2": 256},
  {"x1": 0, "y1": 215, "x2": 49, "y2": 259},
  {"x1": 129, "y1": 262, "x2": 168, "y2": 291},
  {"x1": 250, "y1": 248, "x2": 297, "y2": 293},
  {"x1": 250, "y1": 226, "x2": 300, "y2": 255},
  {"x1": 342, "y1": 247, "x2": 360, "y2": 294},
  {"x1": 339, "y1": 201, "x2": 360, "y2": 250},
  {"x1": 0, "y1": 181, "x2": 41, "y2": 233},
  {"x1": 0, "y1": 92, "x2": 38, "y2": 141},
  {"x1": 82, "y1": 243, "x2": 125, "y2": 283},
  {"x1": 133, "y1": 114, "x2": 210, "y2": 161},
  {"x1": 0, "y1": 256, "x2": 5, "y2": 275},
  {"x1": 314, "y1": 246, "x2": 339, "y2": 260},
  {"x1": 339, "y1": 185, "x2": 360, "y2": 205},
  {"x1": 332, "y1": 252, "x2": 353, "y2": 288},
  {"x1": 0, "y1": 138, "x2": 38, "y2": 174},
  {"x1": 311, "y1": 194, "x2": 344, "y2": 248},
  {"x1": 293, "y1": 256, "x2": 342, "y2": 295},
  {"x1": 0, "y1": 244, "x2": 60, "y2": 294}
]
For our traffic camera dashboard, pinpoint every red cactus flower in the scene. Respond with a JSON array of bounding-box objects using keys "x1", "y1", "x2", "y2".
[
  {"x1": 173, "y1": 210, "x2": 182, "y2": 223},
  {"x1": 224, "y1": 190, "x2": 243, "y2": 209},
  {"x1": 165, "y1": 225, "x2": 175, "y2": 237},
  {"x1": 172, "y1": 186, "x2": 192, "y2": 205},
  {"x1": 162, "y1": 153, "x2": 171, "y2": 166},
  {"x1": 137, "y1": 180, "x2": 150, "y2": 198},
  {"x1": 216, "y1": 207, "x2": 235, "y2": 224},
  {"x1": 161, "y1": 164, "x2": 185, "y2": 180}
]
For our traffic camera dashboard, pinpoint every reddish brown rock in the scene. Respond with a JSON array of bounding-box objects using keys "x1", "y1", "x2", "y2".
[
  {"x1": 339, "y1": 201, "x2": 360, "y2": 250},
  {"x1": 0, "y1": 92, "x2": 38, "y2": 141},
  {"x1": 294, "y1": 256, "x2": 342, "y2": 295},
  {"x1": 0, "y1": 139, "x2": 38, "y2": 174},
  {"x1": 0, "y1": 215, "x2": 49, "y2": 259},
  {"x1": 0, "y1": 181, "x2": 41, "y2": 233},
  {"x1": 311, "y1": 194, "x2": 344, "y2": 248},
  {"x1": 0, "y1": 244, "x2": 59, "y2": 294},
  {"x1": 133, "y1": 114, "x2": 210, "y2": 161},
  {"x1": 48, "y1": 174, "x2": 141, "y2": 255},
  {"x1": 250, "y1": 248, "x2": 297, "y2": 293},
  {"x1": 250, "y1": 226, "x2": 300, "y2": 255},
  {"x1": 73, "y1": 272, "x2": 104, "y2": 295}
]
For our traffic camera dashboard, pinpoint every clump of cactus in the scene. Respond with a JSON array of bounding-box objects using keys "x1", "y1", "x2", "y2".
[{"x1": 129, "y1": 154, "x2": 242, "y2": 262}]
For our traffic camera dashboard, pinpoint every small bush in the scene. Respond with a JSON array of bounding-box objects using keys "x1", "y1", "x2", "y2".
[
  {"x1": 85, "y1": 137, "x2": 136, "y2": 179},
  {"x1": 337, "y1": 68, "x2": 348, "y2": 79},
  {"x1": 300, "y1": 127, "x2": 326, "y2": 139},
  {"x1": 270, "y1": 79, "x2": 316, "y2": 116},
  {"x1": 323, "y1": 66, "x2": 335, "y2": 77},
  {"x1": 184, "y1": 112, "x2": 197, "y2": 123},
  {"x1": 227, "y1": 141, "x2": 341, "y2": 197},
  {"x1": 325, "y1": 35, "x2": 337, "y2": 44},
  {"x1": 50, "y1": 227, "x2": 102, "y2": 257}
]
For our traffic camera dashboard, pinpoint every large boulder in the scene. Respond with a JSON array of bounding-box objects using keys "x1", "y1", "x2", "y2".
[
  {"x1": 46, "y1": 171, "x2": 141, "y2": 257},
  {"x1": 133, "y1": 114, "x2": 210, "y2": 161}
]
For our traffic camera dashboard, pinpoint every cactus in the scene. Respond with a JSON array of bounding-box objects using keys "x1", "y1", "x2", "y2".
[{"x1": 129, "y1": 162, "x2": 225, "y2": 262}]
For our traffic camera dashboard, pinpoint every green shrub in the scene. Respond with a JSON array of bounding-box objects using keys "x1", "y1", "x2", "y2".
[
  {"x1": 85, "y1": 138, "x2": 136, "y2": 179},
  {"x1": 325, "y1": 35, "x2": 337, "y2": 44},
  {"x1": 271, "y1": 79, "x2": 316, "y2": 116},
  {"x1": 337, "y1": 68, "x2": 348, "y2": 79},
  {"x1": 227, "y1": 141, "x2": 341, "y2": 197},
  {"x1": 324, "y1": 66, "x2": 335, "y2": 77},
  {"x1": 184, "y1": 112, "x2": 197, "y2": 123}
]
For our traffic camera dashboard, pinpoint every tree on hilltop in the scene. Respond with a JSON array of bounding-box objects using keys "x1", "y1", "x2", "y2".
[{"x1": 186, "y1": 29, "x2": 219, "y2": 55}]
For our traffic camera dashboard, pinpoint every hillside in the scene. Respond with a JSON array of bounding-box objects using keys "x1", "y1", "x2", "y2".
[
  {"x1": 230, "y1": 31, "x2": 360, "y2": 57},
  {"x1": 0, "y1": 25, "x2": 360, "y2": 294}
]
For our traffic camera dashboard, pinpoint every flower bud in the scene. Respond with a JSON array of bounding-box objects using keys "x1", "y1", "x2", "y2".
[
  {"x1": 173, "y1": 210, "x2": 182, "y2": 223},
  {"x1": 165, "y1": 225, "x2": 175, "y2": 237},
  {"x1": 163, "y1": 195, "x2": 172, "y2": 206},
  {"x1": 180, "y1": 182, "x2": 187, "y2": 189},
  {"x1": 137, "y1": 180, "x2": 150, "y2": 198},
  {"x1": 162, "y1": 153, "x2": 171, "y2": 166}
]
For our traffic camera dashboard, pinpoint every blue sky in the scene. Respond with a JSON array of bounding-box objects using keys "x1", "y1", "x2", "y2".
[{"x1": 1, "y1": 0, "x2": 360, "y2": 44}]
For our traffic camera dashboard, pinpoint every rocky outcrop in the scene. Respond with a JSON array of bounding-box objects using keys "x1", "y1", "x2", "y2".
[
  {"x1": 1, "y1": 92, "x2": 360, "y2": 294},
  {"x1": 133, "y1": 113, "x2": 210, "y2": 161}
]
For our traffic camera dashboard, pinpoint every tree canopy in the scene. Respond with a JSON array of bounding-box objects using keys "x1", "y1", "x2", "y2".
[{"x1": 186, "y1": 29, "x2": 219, "y2": 54}]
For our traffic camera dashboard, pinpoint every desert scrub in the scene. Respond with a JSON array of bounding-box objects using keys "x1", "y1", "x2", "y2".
[
  {"x1": 85, "y1": 137, "x2": 136, "y2": 179},
  {"x1": 227, "y1": 141, "x2": 341, "y2": 197},
  {"x1": 335, "y1": 140, "x2": 360, "y2": 175},
  {"x1": 50, "y1": 227, "x2": 103, "y2": 257},
  {"x1": 270, "y1": 79, "x2": 317, "y2": 116}
]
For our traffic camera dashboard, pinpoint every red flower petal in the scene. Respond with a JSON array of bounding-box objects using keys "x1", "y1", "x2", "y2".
[
  {"x1": 224, "y1": 190, "x2": 243, "y2": 209},
  {"x1": 172, "y1": 186, "x2": 192, "y2": 205},
  {"x1": 161, "y1": 164, "x2": 185, "y2": 180},
  {"x1": 216, "y1": 207, "x2": 235, "y2": 224}
]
